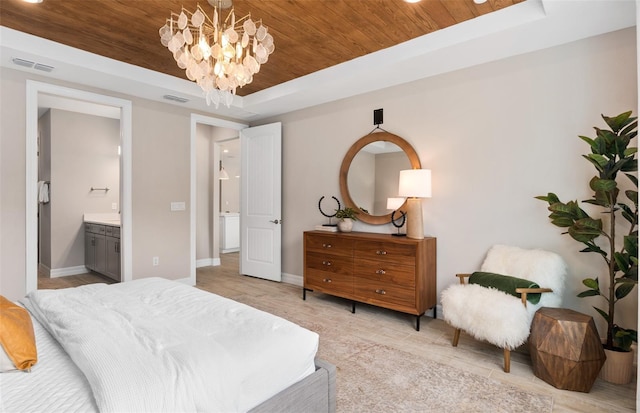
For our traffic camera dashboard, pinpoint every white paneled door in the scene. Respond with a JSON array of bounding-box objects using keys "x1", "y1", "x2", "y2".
[{"x1": 240, "y1": 122, "x2": 282, "y2": 282}]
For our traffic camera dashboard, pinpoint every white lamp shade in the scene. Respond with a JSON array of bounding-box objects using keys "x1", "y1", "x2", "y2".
[
  {"x1": 386, "y1": 197, "x2": 405, "y2": 210},
  {"x1": 398, "y1": 169, "x2": 432, "y2": 198}
]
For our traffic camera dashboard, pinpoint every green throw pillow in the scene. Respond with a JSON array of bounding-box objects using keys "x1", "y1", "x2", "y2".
[{"x1": 469, "y1": 272, "x2": 541, "y2": 305}]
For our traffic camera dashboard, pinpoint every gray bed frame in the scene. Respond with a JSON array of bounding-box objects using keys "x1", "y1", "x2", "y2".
[{"x1": 249, "y1": 358, "x2": 336, "y2": 413}]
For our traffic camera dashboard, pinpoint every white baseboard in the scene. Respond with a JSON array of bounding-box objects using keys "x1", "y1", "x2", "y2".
[
  {"x1": 38, "y1": 263, "x2": 51, "y2": 277},
  {"x1": 220, "y1": 248, "x2": 239, "y2": 254},
  {"x1": 282, "y1": 272, "x2": 302, "y2": 286},
  {"x1": 196, "y1": 258, "x2": 221, "y2": 268},
  {"x1": 49, "y1": 265, "x2": 89, "y2": 278}
]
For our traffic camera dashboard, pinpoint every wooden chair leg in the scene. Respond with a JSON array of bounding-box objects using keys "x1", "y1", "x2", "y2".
[
  {"x1": 503, "y1": 348, "x2": 511, "y2": 373},
  {"x1": 452, "y1": 328, "x2": 461, "y2": 347}
]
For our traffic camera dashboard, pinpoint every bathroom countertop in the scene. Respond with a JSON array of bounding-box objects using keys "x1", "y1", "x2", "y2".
[{"x1": 83, "y1": 213, "x2": 121, "y2": 227}]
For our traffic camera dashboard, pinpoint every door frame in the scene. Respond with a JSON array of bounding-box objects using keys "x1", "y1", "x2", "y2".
[
  {"x1": 25, "y1": 80, "x2": 132, "y2": 293},
  {"x1": 189, "y1": 114, "x2": 247, "y2": 285}
]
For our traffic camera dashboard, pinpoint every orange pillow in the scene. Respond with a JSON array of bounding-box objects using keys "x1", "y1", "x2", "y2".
[{"x1": 0, "y1": 296, "x2": 37, "y2": 371}]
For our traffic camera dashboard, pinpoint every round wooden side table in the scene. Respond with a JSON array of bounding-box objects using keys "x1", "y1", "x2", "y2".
[{"x1": 529, "y1": 307, "x2": 605, "y2": 393}]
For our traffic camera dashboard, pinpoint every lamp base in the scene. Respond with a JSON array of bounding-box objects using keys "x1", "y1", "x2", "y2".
[{"x1": 405, "y1": 198, "x2": 424, "y2": 239}]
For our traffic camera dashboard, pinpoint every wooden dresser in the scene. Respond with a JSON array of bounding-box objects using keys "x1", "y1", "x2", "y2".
[{"x1": 303, "y1": 230, "x2": 436, "y2": 330}]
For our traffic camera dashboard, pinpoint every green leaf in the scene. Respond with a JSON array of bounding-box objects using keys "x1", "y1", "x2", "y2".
[
  {"x1": 603, "y1": 111, "x2": 634, "y2": 133},
  {"x1": 578, "y1": 135, "x2": 596, "y2": 151},
  {"x1": 548, "y1": 202, "x2": 573, "y2": 214},
  {"x1": 615, "y1": 282, "x2": 636, "y2": 300},
  {"x1": 582, "y1": 278, "x2": 599, "y2": 290},
  {"x1": 624, "y1": 147, "x2": 638, "y2": 156},
  {"x1": 568, "y1": 227, "x2": 600, "y2": 243},
  {"x1": 594, "y1": 306, "x2": 610, "y2": 323},
  {"x1": 550, "y1": 217, "x2": 575, "y2": 227},
  {"x1": 574, "y1": 217, "x2": 602, "y2": 231},
  {"x1": 583, "y1": 154, "x2": 607, "y2": 171},
  {"x1": 535, "y1": 193, "x2": 560, "y2": 204},
  {"x1": 625, "y1": 173, "x2": 639, "y2": 187},
  {"x1": 589, "y1": 177, "x2": 617, "y2": 192},
  {"x1": 621, "y1": 158, "x2": 637, "y2": 173},
  {"x1": 577, "y1": 290, "x2": 600, "y2": 298},
  {"x1": 614, "y1": 252, "x2": 630, "y2": 272},
  {"x1": 624, "y1": 235, "x2": 638, "y2": 257},
  {"x1": 625, "y1": 190, "x2": 638, "y2": 204},
  {"x1": 580, "y1": 244, "x2": 607, "y2": 256}
]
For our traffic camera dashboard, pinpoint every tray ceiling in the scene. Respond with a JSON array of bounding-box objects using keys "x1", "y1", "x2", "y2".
[{"x1": 0, "y1": 0, "x2": 523, "y2": 96}]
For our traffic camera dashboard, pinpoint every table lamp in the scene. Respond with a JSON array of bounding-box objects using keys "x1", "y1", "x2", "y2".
[{"x1": 398, "y1": 169, "x2": 432, "y2": 239}]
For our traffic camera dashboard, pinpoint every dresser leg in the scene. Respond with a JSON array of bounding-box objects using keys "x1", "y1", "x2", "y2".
[
  {"x1": 416, "y1": 315, "x2": 421, "y2": 331},
  {"x1": 303, "y1": 287, "x2": 313, "y2": 300},
  {"x1": 351, "y1": 302, "x2": 356, "y2": 314},
  {"x1": 433, "y1": 306, "x2": 437, "y2": 319}
]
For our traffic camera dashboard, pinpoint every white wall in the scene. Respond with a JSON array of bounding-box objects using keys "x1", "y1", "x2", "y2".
[{"x1": 266, "y1": 27, "x2": 638, "y2": 334}]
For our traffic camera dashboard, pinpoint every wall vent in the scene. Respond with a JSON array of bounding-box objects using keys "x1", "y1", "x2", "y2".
[
  {"x1": 163, "y1": 94, "x2": 189, "y2": 103},
  {"x1": 12, "y1": 58, "x2": 55, "y2": 72},
  {"x1": 34, "y1": 63, "x2": 54, "y2": 72},
  {"x1": 12, "y1": 58, "x2": 35, "y2": 68}
]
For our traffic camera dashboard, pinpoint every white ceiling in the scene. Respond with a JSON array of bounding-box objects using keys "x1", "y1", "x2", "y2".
[{"x1": 0, "y1": 0, "x2": 636, "y2": 123}]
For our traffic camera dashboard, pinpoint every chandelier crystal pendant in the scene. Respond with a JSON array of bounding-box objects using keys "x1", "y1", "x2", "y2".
[{"x1": 159, "y1": 0, "x2": 275, "y2": 108}]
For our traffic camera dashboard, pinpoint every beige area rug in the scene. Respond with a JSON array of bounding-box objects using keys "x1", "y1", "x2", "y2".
[
  {"x1": 334, "y1": 339, "x2": 553, "y2": 413},
  {"x1": 225, "y1": 284, "x2": 553, "y2": 412}
]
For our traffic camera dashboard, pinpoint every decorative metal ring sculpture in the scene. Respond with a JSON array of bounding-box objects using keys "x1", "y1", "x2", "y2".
[{"x1": 318, "y1": 196, "x2": 340, "y2": 226}]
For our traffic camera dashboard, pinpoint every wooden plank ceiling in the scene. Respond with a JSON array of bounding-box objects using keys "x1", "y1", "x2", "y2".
[{"x1": 0, "y1": 0, "x2": 523, "y2": 96}]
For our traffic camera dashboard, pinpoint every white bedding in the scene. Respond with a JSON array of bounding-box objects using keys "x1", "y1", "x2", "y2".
[
  {"x1": 0, "y1": 313, "x2": 98, "y2": 412},
  {"x1": 3, "y1": 277, "x2": 318, "y2": 413}
]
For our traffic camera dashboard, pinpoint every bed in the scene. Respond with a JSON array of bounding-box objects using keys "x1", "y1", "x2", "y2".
[{"x1": 0, "y1": 277, "x2": 336, "y2": 413}]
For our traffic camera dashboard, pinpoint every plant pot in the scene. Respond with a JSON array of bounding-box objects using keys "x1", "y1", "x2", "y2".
[
  {"x1": 337, "y1": 219, "x2": 353, "y2": 232},
  {"x1": 599, "y1": 347, "x2": 634, "y2": 384}
]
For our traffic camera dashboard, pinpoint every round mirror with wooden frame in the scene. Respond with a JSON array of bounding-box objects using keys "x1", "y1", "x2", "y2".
[{"x1": 339, "y1": 131, "x2": 421, "y2": 225}]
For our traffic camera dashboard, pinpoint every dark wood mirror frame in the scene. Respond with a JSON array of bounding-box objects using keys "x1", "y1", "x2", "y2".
[{"x1": 339, "y1": 131, "x2": 421, "y2": 225}]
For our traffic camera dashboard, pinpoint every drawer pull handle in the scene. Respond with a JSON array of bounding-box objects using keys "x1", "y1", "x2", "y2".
[
  {"x1": 376, "y1": 250, "x2": 387, "y2": 255},
  {"x1": 323, "y1": 278, "x2": 332, "y2": 283},
  {"x1": 376, "y1": 269, "x2": 386, "y2": 275},
  {"x1": 375, "y1": 289, "x2": 386, "y2": 295},
  {"x1": 322, "y1": 261, "x2": 332, "y2": 266},
  {"x1": 322, "y1": 243, "x2": 332, "y2": 249}
]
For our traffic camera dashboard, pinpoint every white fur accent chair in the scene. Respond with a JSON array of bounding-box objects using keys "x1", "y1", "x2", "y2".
[{"x1": 440, "y1": 245, "x2": 567, "y2": 372}]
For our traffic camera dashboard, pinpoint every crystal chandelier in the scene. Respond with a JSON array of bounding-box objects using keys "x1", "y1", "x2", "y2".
[{"x1": 159, "y1": 0, "x2": 275, "y2": 108}]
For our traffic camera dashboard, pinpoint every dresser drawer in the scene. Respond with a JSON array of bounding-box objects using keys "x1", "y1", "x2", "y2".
[
  {"x1": 353, "y1": 259, "x2": 415, "y2": 288},
  {"x1": 305, "y1": 234, "x2": 354, "y2": 257},
  {"x1": 305, "y1": 269, "x2": 354, "y2": 296},
  {"x1": 353, "y1": 277, "x2": 415, "y2": 310},
  {"x1": 354, "y1": 241, "x2": 416, "y2": 266},
  {"x1": 306, "y1": 251, "x2": 352, "y2": 275}
]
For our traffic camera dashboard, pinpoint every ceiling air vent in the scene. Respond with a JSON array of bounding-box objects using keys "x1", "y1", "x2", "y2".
[
  {"x1": 12, "y1": 58, "x2": 35, "y2": 68},
  {"x1": 12, "y1": 58, "x2": 55, "y2": 72},
  {"x1": 34, "y1": 63, "x2": 54, "y2": 72},
  {"x1": 163, "y1": 94, "x2": 189, "y2": 103}
]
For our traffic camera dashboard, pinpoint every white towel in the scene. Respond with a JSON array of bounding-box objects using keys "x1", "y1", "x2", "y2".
[{"x1": 38, "y1": 181, "x2": 49, "y2": 204}]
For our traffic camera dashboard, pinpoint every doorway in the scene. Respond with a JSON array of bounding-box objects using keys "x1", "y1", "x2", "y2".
[
  {"x1": 190, "y1": 114, "x2": 247, "y2": 286},
  {"x1": 25, "y1": 80, "x2": 132, "y2": 294},
  {"x1": 37, "y1": 97, "x2": 121, "y2": 279}
]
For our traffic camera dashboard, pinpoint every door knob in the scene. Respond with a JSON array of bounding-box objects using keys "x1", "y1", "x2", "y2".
[{"x1": 269, "y1": 219, "x2": 280, "y2": 224}]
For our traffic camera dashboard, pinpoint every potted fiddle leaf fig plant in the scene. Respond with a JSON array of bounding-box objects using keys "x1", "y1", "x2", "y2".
[
  {"x1": 335, "y1": 207, "x2": 359, "y2": 232},
  {"x1": 536, "y1": 110, "x2": 638, "y2": 384}
]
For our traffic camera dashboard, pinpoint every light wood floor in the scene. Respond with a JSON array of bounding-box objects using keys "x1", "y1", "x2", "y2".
[{"x1": 40, "y1": 253, "x2": 637, "y2": 412}]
